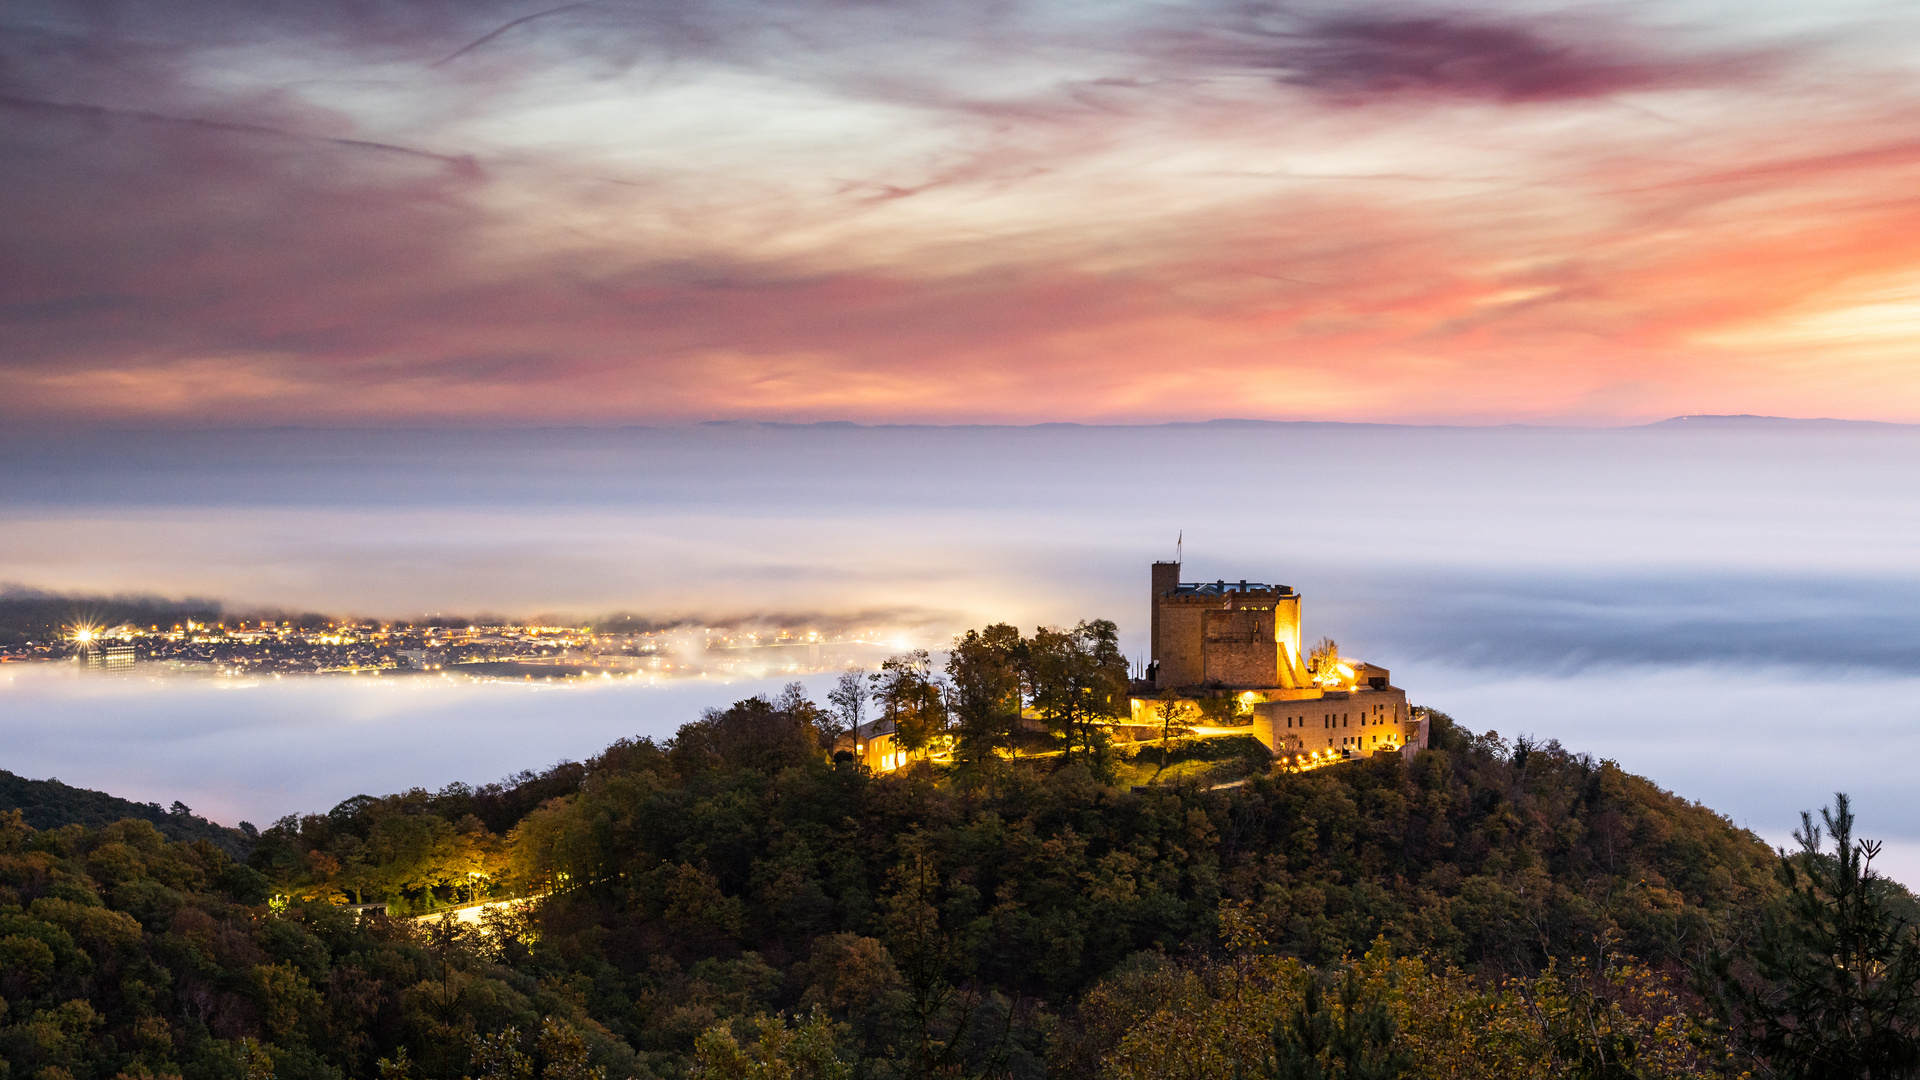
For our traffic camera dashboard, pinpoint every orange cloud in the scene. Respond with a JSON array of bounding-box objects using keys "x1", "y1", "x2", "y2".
[{"x1": 6, "y1": 0, "x2": 1920, "y2": 424}]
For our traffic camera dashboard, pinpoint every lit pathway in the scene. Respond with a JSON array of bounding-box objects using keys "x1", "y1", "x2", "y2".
[{"x1": 409, "y1": 894, "x2": 545, "y2": 925}]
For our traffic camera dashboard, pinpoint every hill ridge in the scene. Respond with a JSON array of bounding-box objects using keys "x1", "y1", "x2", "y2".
[{"x1": 0, "y1": 767, "x2": 250, "y2": 856}]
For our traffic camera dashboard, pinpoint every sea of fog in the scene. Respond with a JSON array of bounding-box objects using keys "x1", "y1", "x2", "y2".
[{"x1": 3, "y1": 420, "x2": 1919, "y2": 881}]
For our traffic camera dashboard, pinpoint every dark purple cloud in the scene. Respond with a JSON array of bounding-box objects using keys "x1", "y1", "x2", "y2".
[
  {"x1": 1148, "y1": 6, "x2": 1780, "y2": 104},
  {"x1": 1277, "y1": 16, "x2": 1665, "y2": 102},
  {"x1": 0, "y1": 90, "x2": 481, "y2": 367}
]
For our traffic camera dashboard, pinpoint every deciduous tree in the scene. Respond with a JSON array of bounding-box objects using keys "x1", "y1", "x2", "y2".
[
  {"x1": 872, "y1": 651, "x2": 948, "y2": 760},
  {"x1": 1024, "y1": 620, "x2": 1128, "y2": 761},
  {"x1": 945, "y1": 623, "x2": 1026, "y2": 764}
]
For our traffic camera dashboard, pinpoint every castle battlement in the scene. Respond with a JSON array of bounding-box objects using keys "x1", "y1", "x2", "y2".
[{"x1": 1160, "y1": 581, "x2": 1294, "y2": 600}]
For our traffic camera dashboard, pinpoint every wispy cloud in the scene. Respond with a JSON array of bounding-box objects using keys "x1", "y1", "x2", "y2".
[{"x1": 3, "y1": 0, "x2": 1919, "y2": 424}]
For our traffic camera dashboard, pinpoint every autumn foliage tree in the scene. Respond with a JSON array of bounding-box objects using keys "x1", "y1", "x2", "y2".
[
  {"x1": 1022, "y1": 619, "x2": 1128, "y2": 763},
  {"x1": 1077, "y1": 932, "x2": 1728, "y2": 1080}
]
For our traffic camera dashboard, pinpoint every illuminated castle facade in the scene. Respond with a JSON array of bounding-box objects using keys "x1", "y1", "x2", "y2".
[{"x1": 1134, "y1": 560, "x2": 1424, "y2": 761}]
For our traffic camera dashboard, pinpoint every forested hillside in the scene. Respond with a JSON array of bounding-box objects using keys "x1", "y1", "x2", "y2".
[
  {"x1": 5, "y1": 692, "x2": 1841, "y2": 1080},
  {"x1": 0, "y1": 770, "x2": 250, "y2": 857}
]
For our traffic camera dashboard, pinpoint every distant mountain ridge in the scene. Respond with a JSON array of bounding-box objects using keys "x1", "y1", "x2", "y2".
[
  {"x1": 0, "y1": 768, "x2": 251, "y2": 857},
  {"x1": 1643, "y1": 414, "x2": 1911, "y2": 429},
  {"x1": 699, "y1": 414, "x2": 1917, "y2": 431},
  {"x1": 6, "y1": 415, "x2": 1916, "y2": 441}
]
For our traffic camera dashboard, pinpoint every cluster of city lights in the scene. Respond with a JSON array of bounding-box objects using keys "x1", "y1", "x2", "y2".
[{"x1": 28, "y1": 613, "x2": 930, "y2": 683}]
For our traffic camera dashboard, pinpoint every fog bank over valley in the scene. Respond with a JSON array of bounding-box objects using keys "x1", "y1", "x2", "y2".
[{"x1": 4, "y1": 420, "x2": 1917, "y2": 878}]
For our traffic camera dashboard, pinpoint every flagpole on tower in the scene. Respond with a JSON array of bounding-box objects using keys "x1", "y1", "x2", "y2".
[{"x1": 1176, "y1": 530, "x2": 1182, "y2": 567}]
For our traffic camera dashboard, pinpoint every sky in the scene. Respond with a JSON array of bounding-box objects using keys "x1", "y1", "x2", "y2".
[{"x1": 8, "y1": 0, "x2": 1920, "y2": 425}]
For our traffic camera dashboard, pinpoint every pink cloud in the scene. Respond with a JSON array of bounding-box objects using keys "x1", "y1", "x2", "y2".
[{"x1": 6, "y1": 0, "x2": 1920, "y2": 424}]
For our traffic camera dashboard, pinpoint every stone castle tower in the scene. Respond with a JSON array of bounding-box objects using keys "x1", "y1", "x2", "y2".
[{"x1": 1147, "y1": 559, "x2": 1308, "y2": 690}]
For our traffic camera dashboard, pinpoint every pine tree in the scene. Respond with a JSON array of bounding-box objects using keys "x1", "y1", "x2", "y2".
[
  {"x1": 1252, "y1": 967, "x2": 1410, "y2": 1080},
  {"x1": 1708, "y1": 793, "x2": 1920, "y2": 1079}
]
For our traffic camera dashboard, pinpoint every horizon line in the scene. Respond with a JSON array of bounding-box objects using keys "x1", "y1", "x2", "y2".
[{"x1": 3, "y1": 413, "x2": 1915, "y2": 435}]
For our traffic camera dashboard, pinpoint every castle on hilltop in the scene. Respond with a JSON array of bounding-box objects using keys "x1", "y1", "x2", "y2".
[{"x1": 1132, "y1": 560, "x2": 1426, "y2": 762}]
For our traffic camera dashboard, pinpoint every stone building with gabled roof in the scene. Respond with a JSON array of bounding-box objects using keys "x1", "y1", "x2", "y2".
[{"x1": 833, "y1": 718, "x2": 907, "y2": 772}]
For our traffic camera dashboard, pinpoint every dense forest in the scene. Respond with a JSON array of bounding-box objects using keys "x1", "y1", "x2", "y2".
[{"x1": 5, "y1": 626, "x2": 1919, "y2": 1079}]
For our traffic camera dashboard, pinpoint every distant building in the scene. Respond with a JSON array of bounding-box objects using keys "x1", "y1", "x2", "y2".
[
  {"x1": 1136, "y1": 560, "x2": 1424, "y2": 762},
  {"x1": 76, "y1": 639, "x2": 136, "y2": 671}
]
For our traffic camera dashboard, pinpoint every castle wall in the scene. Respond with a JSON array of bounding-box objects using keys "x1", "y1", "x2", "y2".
[
  {"x1": 1156, "y1": 601, "x2": 1209, "y2": 687},
  {"x1": 1148, "y1": 559, "x2": 1307, "y2": 691},
  {"x1": 1129, "y1": 685, "x2": 1412, "y2": 759},
  {"x1": 1272, "y1": 594, "x2": 1302, "y2": 680},
  {"x1": 1152, "y1": 590, "x2": 1303, "y2": 689},
  {"x1": 1252, "y1": 687, "x2": 1410, "y2": 758},
  {"x1": 1203, "y1": 605, "x2": 1279, "y2": 686},
  {"x1": 1250, "y1": 709, "x2": 1274, "y2": 754}
]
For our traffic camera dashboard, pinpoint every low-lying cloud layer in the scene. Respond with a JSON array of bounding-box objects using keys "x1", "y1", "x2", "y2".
[
  {"x1": 7, "y1": 420, "x2": 1919, "y2": 672},
  {"x1": 6, "y1": 421, "x2": 1920, "y2": 879},
  {"x1": 1343, "y1": 570, "x2": 1920, "y2": 675},
  {"x1": 5, "y1": 0, "x2": 1920, "y2": 424}
]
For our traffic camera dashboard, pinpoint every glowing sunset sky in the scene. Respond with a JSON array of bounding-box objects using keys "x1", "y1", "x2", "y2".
[{"x1": 7, "y1": 0, "x2": 1920, "y2": 424}]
